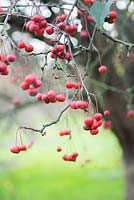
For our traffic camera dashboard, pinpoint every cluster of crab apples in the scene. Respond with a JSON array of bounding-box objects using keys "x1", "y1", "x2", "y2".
[
  {"x1": 37, "y1": 91, "x2": 66, "y2": 104},
  {"x1": 56, "y1": 146, "x2": 79, "y2": 162},
  {"x1": 62, "y1": 152, "x2": 79, "y2": 162},
  {"x1": 10, "y1": 144, "x2": 27, "y2": 154},
  {"x1": 10, "y1": 141, "x2": 34, "y2": 154},
  {"x1": 25, "y1": 15, "x2": 48, "y2": 36},
  {"x1": 50, "y1": 44, "x2": 71, "y2": 60},
  {"x1": 0, "y1": 54, "x2": 16, "y2": 75},
  {"x1": 83, "y1": 113, "x2": 103, "y2": 135},
  {"x1": 20, "y1": 74, "x2": 42, "y2": 96}
]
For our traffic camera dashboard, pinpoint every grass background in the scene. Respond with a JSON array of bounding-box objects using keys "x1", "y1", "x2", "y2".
[{"x1": 0, "y1": 112, "x2": 125, "y2": 200}]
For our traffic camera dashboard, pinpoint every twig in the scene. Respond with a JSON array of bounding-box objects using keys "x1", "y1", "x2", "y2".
[
  {"x1": 0, "y1": 0, "x2": 18, "y2": 35},
  {"x1": 66, "y1": 0, "x2": 78, "y2": 23},
  {"x1": 101, "y1": 29, "x2": 134, "y2": 48},
  {"x1": 19, "y1": 91, "x2": 79, "y2": 135}
]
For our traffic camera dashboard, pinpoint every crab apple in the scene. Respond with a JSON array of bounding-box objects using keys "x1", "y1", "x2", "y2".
[
  {"x1": 29, "y1": 23, "x2": 39, "y2": 32},
  {"x1": 59, "y1": 130, "x2": 65, "y2": 136},
  {"x1": 66, "y1": 25, "x2": 77, "y2": 35},
  {"x1": 47, "y1": 90, "x2": 57, "y2": 102},
  {"x1": 77, "y1": 100, "x2": 89, "y2": 109},
  {"x1": 80, "y1": 30, "x2": 88, "y2": 39},
  {"x1": 77, "y1": 10, "x2": 83, "y2": 16},
  {"x1": 37, "y1": 93, "x2": 43, "y2": 101},
  {"x1": 84, "y1": 0, "x2": 93, "y2": 4},
  {"x1": 109, "y1": 11, "x2": 117, "y2": 20},
  {"x1": 127, "y1": 110, "x2": 134, "y2": 118},
  {"x1": 64, "y1": 129, "x2": 71, "y2": 135},
  {"x1": 58, "y1": 52, "x2": 65, "y2": 59},
  {"x1": 68, "y1": 155, "x2": 74, "y2": 161},
  {"x1": 73, "y1": 82, "x2": 82, "y2": 89},
  {"x1": 98, "y1": 65, "x2": 107, "y2": 73},
  {"x1": 0, "y1": 55, "x2": 7, "y2": 62},
  {"x1": 90, "y1": 0, "x2": 95, "y2": 4},
  {"x1": 39, "y1": 19, "x2": 48, "y2": 28},
  {"x1": 50, "y1": 52, "x2": 55, "y2": 59},
  {"x1": 65, "y1": 52, "x2": 71, "y2": 60},
  {"x1": 32, "y1": 15, "x2": 41, "y2": 22},
  {"x1": 86, "y1": 15, "x2": 92, "y2": 22},
  {"x1": 1, "y1": 69, "x2": 9, "y2": 75},
  {"x1": 90, "y1": 129, "x2": 99, "y2": 135},
  {"x1": 20, "y1": 82, "x2": 29, "y2": 90},
  {"x1": 10, "y1": 145, "x2": 20, "y2": 154},
  {"x1": 91, "y1": 121, "x2": 99, "y2": 129},
  {"x1": 19, "y1": 144, "x2": 27, "y2": 151},
  {"x1": 97, "y1": 120, "x2": 102, "y2": 127},
  {"x1": 70, "y1": 25, "x2": 78, "y2": 32},
  {"x1": 33, "y1": 79, "x2": 42, "y2": 88},
  {"x1": 25, "y1": 20, "x2": 33, "y2": 30},
  {"x1": 94, "y1": 113, "x2": 102, "y2": 121},
  {"x1": 83, "y1": 123, "x2": 91, "y2": 130},
  {"x1": 46, "y1": 26, "x2": 54, "y2": 35},
  {"x1": 56, "y1": 94, "x2": 66, "y2": 102},
  {"x1": 70, "y1": 101, "x2": 78, "y2": 109},
  {"x1": 57, "y1": 45, "x2": 65, "y2": 52},
  {"x1": 84, "y1": 0, "x2": 90, "y2": 3},
  {"x1": 72, "y1": 152, "x2": 79, "y2": 158},
  {"x1": 65, "y1": 25, "x2": 71, "y2": 34},
  {"x1": 0, "y1": 8, "x2": 4, "y2": 13},
  {"x1": 17, "y1": 41, "x2": 25, "y2": 49},
  {"x1": 51, "y1": 47, "x2": 58, "y2": 55},
  {"x1": 104, "y1": 110, "x2": 110, "y2": 116},
  {"x1": 28, "y1": 88, "x2": 38, "y2": 96},
  {"x1": 107, "y1": 18, "x2": 115, "y2": 24},
  {"x1": 62, "y1": 154, "x2": 68, "y2": 161},
  {"x1": 0, "y1": 63, "x2": 7, "y2": 72},
  {"x1": 7, "y1": 54, "x2": 16, "y2": 62},
  {"x1": 130, "y1": 52, "x2": 134, "y2": 62},
  {"x1": 57, "y1": 22, "x2": 66, "y2": 30},
  {"x1": 25, "y1": 74, "x2": 36, "y2": 84},
  {"x1": 70, "y1": 25, "x2": 77, "y2": 33},
  {"x1": 34, "y1": 28, "x2": 45, "y2": 36},
  {"x1": 84, "y1": 117, "x2": 93, "y2": 126},
  {"x1": 65, "y1": 81, "x2": 74, "y2": 89},
  {"x1": 59, "y1": 14, "x2": 67, "y2": 22},
  {"x1": 70, "y1": 156, "x2": 75, "y2": 161},
  {"x1": 59, "y1": 129, "x2": 70, "y2": 136},
  {"x1": 25, "y1": 44, "x2": 34, "y2": 52},
  {"x1": 104, "y1": 120, "x2": 112, "y2": 129},
  {"x1": 57, "y1": 147, "x2": 62, "y2": 152},
  {"x1": 42, "y1": 94, "x2": 50, "y2": 104}
]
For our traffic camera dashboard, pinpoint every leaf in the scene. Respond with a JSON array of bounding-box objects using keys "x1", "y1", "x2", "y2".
[{"x1": 90, "y1": 0, "x2": 112, "y2": 28}]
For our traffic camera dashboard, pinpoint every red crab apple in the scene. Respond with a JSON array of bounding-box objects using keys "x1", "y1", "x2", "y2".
[
  {"x1": 10, "y1": 145, "x2": 20, "y2": 154},
  {"x1": 98, "y1": 65, "x2": 107, "y2": 73},
  {"x1": 7, "y1": 54, "x2": 16, "y2": 62},
  {"x1": 57, "y1": 147, "x2": 62, "y2": 152},
  {"x1": 17, "y1": 41, "x2": 25, "y2": 49},
  {"x1": 19, "y1": 144, "x2": 27, "y2": 151},
  {"x1": 46, "y1": 26, "x2": 54, "y2": 35},
  {"x1": 104, "y1": 110, "x2": 110, "y2": 116}
]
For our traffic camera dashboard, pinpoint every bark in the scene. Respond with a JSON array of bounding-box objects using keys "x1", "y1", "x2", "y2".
[{"x1": 123, "y1": 153, "x2": 134, "y2": 200}]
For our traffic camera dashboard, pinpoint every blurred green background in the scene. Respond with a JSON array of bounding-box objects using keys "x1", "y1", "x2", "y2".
[{"x1": 0, "y1": 113, "x2": 124, "y2": 200}]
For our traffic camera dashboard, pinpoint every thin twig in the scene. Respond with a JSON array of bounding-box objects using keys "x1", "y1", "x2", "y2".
[
  {"x1": 0, "y1": 0, "x2": 18, "y2": 35},
  {"x1": 19, "y1": 91, "x2": 79, "y2": 135}
]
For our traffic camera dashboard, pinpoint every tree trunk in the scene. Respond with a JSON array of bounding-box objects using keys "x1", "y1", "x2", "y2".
[{"x1": 123, "y1": 153, "x2": 134, "y2": 200}]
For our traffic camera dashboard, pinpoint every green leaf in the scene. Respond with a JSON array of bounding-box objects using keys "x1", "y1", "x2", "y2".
[{"x1": 90, "y1": 0, "x2": 112, "y2": 28}]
